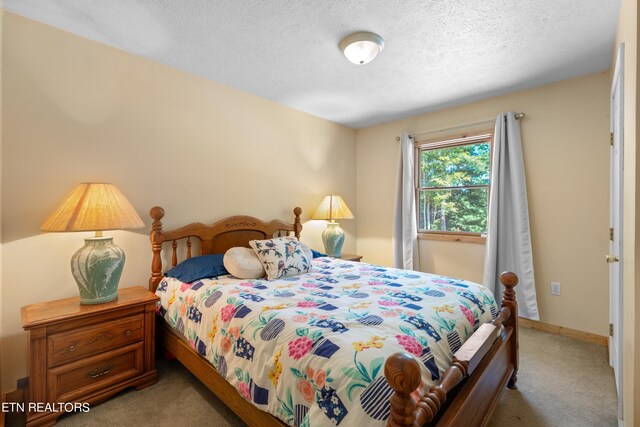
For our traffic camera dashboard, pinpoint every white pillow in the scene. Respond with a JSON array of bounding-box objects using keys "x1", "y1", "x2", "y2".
[
  {"x1": 249, "y1": 236, "x2": 312, "y2": 280},
  {"x1": 223, "y1": 247, "x2": 266, "y2": 279}
]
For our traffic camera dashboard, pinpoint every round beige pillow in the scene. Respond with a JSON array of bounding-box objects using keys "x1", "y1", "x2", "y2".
[{"x1": 223, "y1": 247, "x2": 266, "y2": 279}]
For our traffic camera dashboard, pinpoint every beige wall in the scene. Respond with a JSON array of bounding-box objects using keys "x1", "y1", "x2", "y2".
[
  {"x1": 0, "y1": 13, "x2": 357, "y2": 392},
  {"x1": 614, "y1": 0, "x2": 639, "y2": 424},
  {"x1": 357, "y1": 72, "x2": 611, "y2": 337}
]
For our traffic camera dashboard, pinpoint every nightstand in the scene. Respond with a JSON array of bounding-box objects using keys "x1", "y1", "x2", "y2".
[
  {"x1": 337, "y1": 253, "x2": 363, "y2": 262},
  {"x1": 21, "y1": 286, "x2": 159, "y2": 426}
]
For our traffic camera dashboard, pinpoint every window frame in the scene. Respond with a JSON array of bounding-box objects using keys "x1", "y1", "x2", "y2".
[{"x1": 414, "y1": 129, "x2": 494, "y2": 244}]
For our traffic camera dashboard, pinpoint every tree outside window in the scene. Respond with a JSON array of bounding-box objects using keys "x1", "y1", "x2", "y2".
[{"x1": 416, "y1": 132, "x2": 492, "y2": 238}]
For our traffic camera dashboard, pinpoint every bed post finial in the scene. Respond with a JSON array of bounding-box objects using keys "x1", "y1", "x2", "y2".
[
  {"x1": 151, "y1": 206, "x2": 165, "y2": 222},
  {"x1": 500, "y1": 271, "x2": 518, "y2": 301},
  {"x1": 384, "y1": 352, "x2": 420, "y2": 427},
  {"x1": 499, "y1": 271, "x2": 519, "y2": 389},
  {"x1": 293, "y1": 207, "x2": 302, "y2": 240},
  {"x1": 150, "y1": 206, "x2": 166, "y2": 291}
]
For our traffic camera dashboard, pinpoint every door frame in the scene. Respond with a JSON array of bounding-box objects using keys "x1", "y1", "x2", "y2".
[{"x1": 610, "y1": 42, "x2": 624, "y2": 424}]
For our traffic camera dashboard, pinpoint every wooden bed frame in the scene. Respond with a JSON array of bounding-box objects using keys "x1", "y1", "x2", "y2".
[{"x1": 149, "y1": 206, "x2": 519, "y2": 427}]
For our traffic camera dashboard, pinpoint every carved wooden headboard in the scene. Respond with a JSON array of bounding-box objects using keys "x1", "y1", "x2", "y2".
[{"x1": 149, "y1": 206, "x2": 302, "y2": 292}]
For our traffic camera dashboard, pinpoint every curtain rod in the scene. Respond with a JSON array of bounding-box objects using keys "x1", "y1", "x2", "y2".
[{"x1": 394, "y1": 112, "x2": 525, "y2": 141}]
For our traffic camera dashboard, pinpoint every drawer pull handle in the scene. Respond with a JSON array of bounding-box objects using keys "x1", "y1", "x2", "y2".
[
  {"x1": 86, "y1": 364, "x2": 113, "y2": 378},
  {"x1": 124, "y1": 330, "x2": 132, "y2": 336},
  {"x1": 68, "y1": 345, "x2": 76, "y2": 352}
]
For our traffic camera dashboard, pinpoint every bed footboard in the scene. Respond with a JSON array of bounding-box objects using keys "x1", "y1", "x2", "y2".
[{"x1": 385, "y1": 272, "x2": 519, "y2": 427}]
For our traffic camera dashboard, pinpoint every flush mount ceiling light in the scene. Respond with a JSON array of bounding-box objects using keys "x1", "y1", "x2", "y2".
[{"x1": 339, "y1": 31, "x2": 384, "y2": 65}]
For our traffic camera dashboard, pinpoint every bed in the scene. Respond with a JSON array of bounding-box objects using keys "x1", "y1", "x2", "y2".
[{"x1": 149, "y1": 206, "x2": 519, "y2": 427}]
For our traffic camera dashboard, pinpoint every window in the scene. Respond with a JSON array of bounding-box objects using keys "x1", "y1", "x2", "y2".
[{"x1": 415, "y1": 131, "x2": 493, "y2": 242}]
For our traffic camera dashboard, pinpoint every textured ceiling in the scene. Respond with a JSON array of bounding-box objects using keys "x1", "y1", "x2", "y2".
[{"x1": 4, "y1": 0, "x2": 622, "y2": 128}]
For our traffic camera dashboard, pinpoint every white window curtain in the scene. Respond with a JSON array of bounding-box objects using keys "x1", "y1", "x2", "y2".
[
  {"x1": 393, "y1": 132, "x2": 420, "y2": 270},
  {"x1": 483, "y1": 112, "x2": 539, "y2": 319}
]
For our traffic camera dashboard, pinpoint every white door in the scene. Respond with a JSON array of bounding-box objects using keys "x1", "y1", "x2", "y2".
[{"x1": 609, "y1": 43, "x2": 624, "y2": 422}]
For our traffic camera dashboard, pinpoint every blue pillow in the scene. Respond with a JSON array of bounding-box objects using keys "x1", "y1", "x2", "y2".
[
  {"x1": 311, "y1": 249, "x2": 327, "y2": 258},
  {"x1": 164, "y1": 254, "x2": 228, "y2": 283}
]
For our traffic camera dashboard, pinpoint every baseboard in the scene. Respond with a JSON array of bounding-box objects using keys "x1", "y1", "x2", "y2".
[
  {"x1": 518, "y1": 317, "x2": 608, "y2": 347},
  {"x1": 3, "y1": 384, "x2": 26, "y2": 424},
  {"x1": 1, "y1": 392, "x2": 6, "y2": 427},
  {"x1": 0, "y1": 389, "x2": 22, "y2": 426},
  {"x1": 5, "y1": 386, "x2": 25, "y2": 405}
]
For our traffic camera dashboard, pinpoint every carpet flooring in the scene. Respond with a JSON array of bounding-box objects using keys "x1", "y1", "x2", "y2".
[
  {"x1": 8, "y1": 327, "x2": 617, "y2": 427},
  {"x1": 487, "y1": 327, "x2": 617, "y2": 427}
]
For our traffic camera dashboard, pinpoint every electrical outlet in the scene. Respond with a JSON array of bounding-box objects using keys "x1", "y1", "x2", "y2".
[{"x1": 550, "y1": 282, "x2": 561, "y2": 296}]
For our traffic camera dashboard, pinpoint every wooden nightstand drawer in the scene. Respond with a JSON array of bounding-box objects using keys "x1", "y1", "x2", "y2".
[
  {"x1": 48, "y1": 314, "x2": 144, "y2": 367},
  {"x1": 49, "y1": 342, "x2": 144, "y2": 402}
]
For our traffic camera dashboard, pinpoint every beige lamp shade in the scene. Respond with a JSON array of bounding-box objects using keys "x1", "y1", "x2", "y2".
[
  {"x1": 312, "y1": 195, "x2": 354, "y2": 222},
  {"x1": 41, "y1": 183, "x2": 144, "y2": 232}
]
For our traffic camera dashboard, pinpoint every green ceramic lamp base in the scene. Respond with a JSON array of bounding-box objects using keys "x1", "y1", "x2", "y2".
[
  {"x1": 322, "y1": 221, "x2": 346, "y2": 258},
  {"x1": 71, "y1": 236, "x2": 125, "y2": 305}
]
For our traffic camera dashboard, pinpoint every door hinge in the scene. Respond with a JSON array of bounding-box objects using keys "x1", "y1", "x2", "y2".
[
  {"x1": 610, "y1": 228, "x2": 614, "y2": 241},
  {"x1": 610, "y1": 323, "x2": 614, "y2": 337},
  {"x1": 610, "y1": 132, "x2": 614, "y2": 146}
]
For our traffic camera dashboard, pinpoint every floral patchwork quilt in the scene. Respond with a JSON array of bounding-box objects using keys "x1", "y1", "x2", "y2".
[{"x1": 156, "y1": 257, "x2": 498, "y2": 427}]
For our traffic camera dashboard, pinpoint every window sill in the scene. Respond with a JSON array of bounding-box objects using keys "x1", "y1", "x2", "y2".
[{"x1": 418, "y1": 233, "x2": 486, "y2": 244}]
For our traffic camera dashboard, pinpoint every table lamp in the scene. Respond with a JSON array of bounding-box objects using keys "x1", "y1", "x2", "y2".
[
  {"x1": 312, "y1": 195, "x2": 354, "y2": 257},
  {"x1": 41, "y1": 183, "x2": 144, "y2": 304}
]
